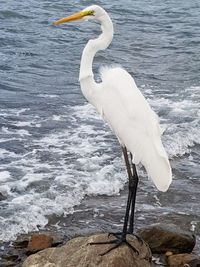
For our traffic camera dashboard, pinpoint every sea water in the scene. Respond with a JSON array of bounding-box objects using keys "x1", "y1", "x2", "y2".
[{"x1": 0, "y1": 0, "x2": 199, "y2": 252}]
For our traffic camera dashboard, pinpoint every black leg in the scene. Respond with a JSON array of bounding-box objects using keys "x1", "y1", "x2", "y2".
[
  {"x1": 121, "y1": 147, "x2": 135, "y2": 236},
  {"x1": 128, "y1": 153, "x2": 138, "y2": 234},
  {"x1": 128, "y1": 154, "x2": 143, "y2": 245},
  {"x1": 89, "y1": 146, "x2": 140, "y2": 256}
]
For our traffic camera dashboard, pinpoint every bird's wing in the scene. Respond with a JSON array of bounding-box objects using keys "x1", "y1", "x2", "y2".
[
  {"x1": 98, "y1": 66, "x2": 172, "y2": 191},
  {"x1": 100, "y1": 66, "x2": 161, "y2": 138}
]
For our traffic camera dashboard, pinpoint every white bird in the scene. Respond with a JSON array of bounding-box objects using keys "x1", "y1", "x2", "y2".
[{"x1": 53, "y1": 5, "x2": 172, "y2": 255}]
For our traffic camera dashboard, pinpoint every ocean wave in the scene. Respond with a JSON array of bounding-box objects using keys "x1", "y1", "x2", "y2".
[
  {"x1": 0, "y1": 171, "x2": 11, "y2": 183},
  {"x1": 0, "y1": 104, "x2": 127, "y2": 241},
  {"x1": 164, "y1": 122, "x2": 200, "y2": 157},
  {"x1": 0, "y1": 108, "x2": 30, "y2": 117},
  {"x1": 1, "y1": 126, "x2": 31, "y2": 136},
  {"x1": 146, "y1": 86, "x2": 200, "y2": 157},
  {"x1": 0, "y1": 94, "x2": 199, "y2": 241}
]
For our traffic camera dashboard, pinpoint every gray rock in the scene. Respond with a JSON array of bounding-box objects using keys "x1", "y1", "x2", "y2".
[
  {"x1": 22, "y1": 233, "x2": 152, "y2": 267},
  {"x1": 1, "y1": 254, "x2": 20, "y2": 266},
  {"x1": 12, "y1": 235, "x2": 29, "y2": 249},
  {"x1": 137, "y1": 223, "x2": 195, "y2": 254},
  {"x1": 0, "y1": 261, "x2": 16, "y2": 267}
]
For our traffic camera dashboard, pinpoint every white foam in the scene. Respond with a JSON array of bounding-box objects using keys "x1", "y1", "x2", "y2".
[
  {"x1": 0, "y1": 171, "x2": 11, "y2": 182},
  {"x1": 0, "y1": 184, "x2": 13, "y2": 196},
  {"x1": 0, "y1": 108, "x2": 30, "y2": 117},
  {"x1": 0, "y1": 85, "x2": 199, "y2": 242},
  {"x1": 146, "y1": 87, "x2": 200, "y2": 158},
  {"x1": 1, "y1": 127, "x2": 11, "y2": 134},
  {"x1": 86, "y1": 159, "x2": 125, "y2": 196},
  {"x1": 165, "y1": 124, "x2": 200, "y2": 157},
  {"x1": 52, "y1": 115, "x2": 62, "y2": 121},
  {"x1": 1, "y1": 126, "x2": 31, "y2": 136},
  {"x1": 38, "y1": 94, "x2": 58, "y2": 98},
  {"x1": 0, "y1": 148, "x2": 18, "y2": 159},
  {"x1": 18, "y1": 129, "x2": 31, "y2": 136},
  {"x1": 11, "y1": 121, "x2": 32, "y2": 127},
  {"x1": 0, "y1": 103, "x2": 127, "y2": 241}
]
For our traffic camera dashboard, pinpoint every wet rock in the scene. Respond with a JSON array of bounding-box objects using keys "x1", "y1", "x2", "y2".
[
  {"x1": 2, "y1": 254, "x2": 19, "y2": 262},
  {"x1": 6, "y1": 231, "x2": 64, "y2": 266},
  {"x1": 13, "y1": 231, "x2": 64, "y2": 250},
  {"x1": 27, "y1": 234, "x2": 53, "y2": 253},
  {"x1": 0, "y1": 261, "x2": 17, "y2": 267},
  {"x1": 44, "y1": 232, "x2": 64, "y2": 247},
  {"x1": 12, "y1": 235, "x2": 29, "y2": 249},
  {"x1": 22, "y1": 233, "x2": 152, "y2": 267},
  {"x1": 138, "y1": 223, "x2": 195, "y2": 254},
  {"x1": 1, "y1": 254, "x2": 20, "y2": 266},
  {"x1": 167, "y1": 253, "x2": 200, "y2": 267}
]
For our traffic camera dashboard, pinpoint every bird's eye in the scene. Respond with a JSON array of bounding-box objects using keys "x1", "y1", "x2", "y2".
[{"x1": 87, "y1": 10, "x2": 95, "y2": 16}]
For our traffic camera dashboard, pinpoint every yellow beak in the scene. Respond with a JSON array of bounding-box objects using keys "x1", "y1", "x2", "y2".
[{"x1": 53, "y1": 10, "x2": 93, "y2": 25}]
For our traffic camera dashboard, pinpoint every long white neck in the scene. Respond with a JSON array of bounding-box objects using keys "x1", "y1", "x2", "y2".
[{"x1": 79, "y1": 10, "x2": 114, "y2": 101}]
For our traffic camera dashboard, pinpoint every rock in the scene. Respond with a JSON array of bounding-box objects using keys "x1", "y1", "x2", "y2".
[
  {"x1": 1, "y1": 254, "x2": 20, "y2": 266},
  {"x1": 0, "y1": 261, "x2": 16, "y2": 267},
  {"x1": 22, "y1": 233, "x2": 152, "y2": 267},
  {"x1": 13, "y1": 232, "x2": 64, "y2": 249},
  {"x1": 27, "y1": 234, "x2": 53, "y2": 253},
  {"x1": 167, "y1": 253, "x2": 200, "y2": 267},
  {"x1": 2, "y1": 254, "x2": 19, "y2": 262},
  {"x1": 13, "y1": 235, "x2": 29, "y2": 249},
  {"x1": 43, "y1": 232, "x2": 64, "y2": 247},
  {"x1": 137, "y1": 223, "x2": 195, "y2": 254},
  {"x1": 6, "y1": 232, "x2": 64, "y2": 266},
  {"x1": 165, "y1": 251, "x2": 173, "y2": 256}
]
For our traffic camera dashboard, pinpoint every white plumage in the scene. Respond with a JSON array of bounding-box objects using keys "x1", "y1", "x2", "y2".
[
  {"x1": 54, "y1": 5, "x2": 172, "y2": 193},
  {"x1": 80, "y1": 5, "x2": 172, "y2": 192},
  {"x1": 87, "y1": 66, "x2": 172, "y2": 192}
]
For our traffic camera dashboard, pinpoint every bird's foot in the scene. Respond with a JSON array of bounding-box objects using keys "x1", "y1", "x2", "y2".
[
  {"x1": 89, "y1": 233, "x2": 139, "y2": 256},
  {"x1": 108, "y1": 231, "x2": 143, "y2": 245}
]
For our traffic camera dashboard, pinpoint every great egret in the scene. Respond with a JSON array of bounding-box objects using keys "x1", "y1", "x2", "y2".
[{"x1": 53, "y1": 5, "x2": 172, "y2": 255}]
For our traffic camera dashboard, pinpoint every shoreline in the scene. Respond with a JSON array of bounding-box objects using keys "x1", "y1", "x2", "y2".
[{"x1": 0, "y1": 221, "x2": 199, "y2": 267}]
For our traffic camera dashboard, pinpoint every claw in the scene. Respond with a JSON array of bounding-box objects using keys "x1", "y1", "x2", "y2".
[
  {"x1": 108, "y1": 232, "x2": 143, "y2": 246},
  {"x1": 100, "y1": 241, "x2": 122, "y2": 256},
  {"x1": 89, "y1": 233, "x2": 139, "y2": 256}
]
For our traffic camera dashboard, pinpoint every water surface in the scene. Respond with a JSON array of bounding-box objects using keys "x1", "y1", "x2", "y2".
[{"x1": 0, "y1": 0, "x2": 199, "y2": 254}]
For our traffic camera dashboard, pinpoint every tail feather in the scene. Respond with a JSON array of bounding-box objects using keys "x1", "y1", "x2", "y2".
[
  {"x1": 142, "y1": 155, "x2": 172, "y2": 192},
  {"x1": 131, "y1": 140, "x2": 172, "y2": 192}
]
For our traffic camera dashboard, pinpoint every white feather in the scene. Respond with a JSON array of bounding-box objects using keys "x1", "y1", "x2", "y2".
[
  {"x1": 78, "y1": 5, "x2": 172, "y2": 192},
  {"x1": 93, "y1": 67, "x2": 172, "y2": 192}
]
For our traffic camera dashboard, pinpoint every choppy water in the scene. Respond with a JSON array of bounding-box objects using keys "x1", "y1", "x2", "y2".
[{"x1": 0, "y1": 0, "x2": 199, "y2": 252}]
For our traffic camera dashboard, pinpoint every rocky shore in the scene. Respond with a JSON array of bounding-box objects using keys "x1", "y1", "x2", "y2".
[{"x1": 1, "y1": 223, "x2": 199, "y2": 267}]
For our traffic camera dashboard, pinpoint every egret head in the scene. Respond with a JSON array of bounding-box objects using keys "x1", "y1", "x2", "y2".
[{"x1": 53, "y1": 5, "x2": 106, "y2": 25}]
